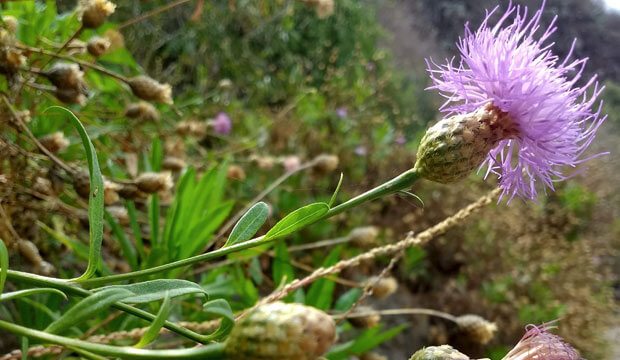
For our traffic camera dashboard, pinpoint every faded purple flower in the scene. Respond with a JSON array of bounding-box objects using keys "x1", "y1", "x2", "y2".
[
  {"x1": 503, "y1": 323, "x2": 583, "y2": 360},
  {"x1": 336, "y1": 107, "x2": 348, "y2": 119},
  {"x1": 354, "y1": 145, "x2": 367, "y2": 156},
  {"x1": 212, "y1": 112, "x2": 232, "y2": 135},
  {"x1": 426, "y1": 1, "x2": 607, "y2": 201},
  {"x1": 395, "y1": 135, "x2": 406, "y2": 145}
]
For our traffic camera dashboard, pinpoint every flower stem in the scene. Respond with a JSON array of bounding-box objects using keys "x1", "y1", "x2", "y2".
[
  {"x1": 0, "y1": 320, "x2": 225, "y2": 359},
  {"x1": 75, "y1": 169, "x2": 419, "y2": 287}
]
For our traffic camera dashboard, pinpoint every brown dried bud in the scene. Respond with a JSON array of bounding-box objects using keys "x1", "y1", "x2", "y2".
[
  {"x1": 77, "y1": 0, "x2": 116, "y2": 29},
  {"x1": 135, "y1": 172, "x2": 173, "y2": 194},
  {"x1": 2, "y1": 16, "x2": 18, "y2": 34},
  {"x1": 45, "y1": 63, "x2": 85, "y2": 90},
  {"x1": 227, "y1": 165, "x2": 246, "y2": 181},
  {"x1": 103, "y1": 29, "x2": 124, "y2": 50},
  {"x1": 38, "y1": 131, "x2": 69, "y2": 154},
  {"x1": 455, "y1": 314, "x2": 497, "y2": 345},
  {"x1": 409, "y1": 345, "x2": 469, "y2": 360},
  {"x1": 55, "y1": 87, "x2": 87, "y2": 105},
  {"x1": 127, "y1": 75, "x2": 173, "y2": 104},
  {"x1": 175, "y1": 120, "x2": 207, "y2": 137},
  {"x1": 161, "y1": 156, "x2": 186, "y2": 172},
  {"x1": 348, "y1": 306, "x2": 381, "y2": 329},
  {"x1": 103, "y1": 180, "x2": 121, "y2": 205},
  {"x1": 348, "y1": 226, "x2": 379, "y2": 249},
  {"x1": 72, "y1": 171, "x2": 120, "y2": 205},
  {"x1": 313, "y1": 154, "x2": 339, "y2": 174},
  {"x1": 224, "y1": 302, "x2": 336, "y2": 360},
  {"x1": 414, "y1": 103, "x2": 517, "y2": 183},
  {"x1": 366, "y1": 276, "x2": 398, "y2": 299},
  {"x1": 106, "y1": 205, "x2": 129, "y2": 226},
  {"x1": 87, "y1": 36, "x2": 110, "y2": 57},
  {"x1": 125, "y1": 101, "x2": 160, "y2": 122},
  {"x1": 118, "y1": 183, "x2": 146, "y2": 200}
]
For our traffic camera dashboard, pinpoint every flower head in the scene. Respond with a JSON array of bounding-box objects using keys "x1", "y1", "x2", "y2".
[
  {"x1": 503, "y1": 323, "x2": 583, "y2": 360},
  {"x1": 211, "y1": 112, "x2": 232, "y2": 135},
  {"x1": 426, "y1": 1, "x2": 607, "y2": 201}
]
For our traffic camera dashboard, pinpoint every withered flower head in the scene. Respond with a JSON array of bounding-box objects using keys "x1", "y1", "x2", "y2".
[
  {"x1": 127, "y1": 75, "x2": 173, "y2": 104},
  {"x1": 87, "y1": 36, "x2": 110, "y2": 57},
  {"x1": 125, "y1": 101, "x2": 160, "y2": 123},
  {"x1": 77, "y1": 0, "x2": 116, "y2": 29}
]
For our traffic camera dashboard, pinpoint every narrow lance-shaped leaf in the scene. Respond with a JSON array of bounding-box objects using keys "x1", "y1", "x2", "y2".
[
  {"x1": 265, "y1": 202, "x2": 329, "y2": 240},
  {"x1": 135, "y1": 291, "x2": 171, "y2": 348},
  {"x1": 46, "y1": 107, "x2": 104, "y2": 281},
  {"x1": 224, "y1": 202, "x2": 269, "y2": 247},
  {"x1": 0, "y1": 288, "x2": 67, "y2": 302},
  {"x1": 0, "y1": 239, "x2": 7, "y2": 297},
  {"x1": 95, "y1": 279, "x2": 208, "y2": 304},
  {"x1": 201, "y1": 299, "x2": 235, "y2": 341}
]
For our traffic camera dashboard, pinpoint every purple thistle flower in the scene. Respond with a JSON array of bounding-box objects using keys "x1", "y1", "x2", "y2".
[
  {"x1": 336, "y1": 107, "x2": 348, "y2": 119},
  {"x1": 502, "y1": 322, "x2": 583, "y2": 360},
  {"x1": 426, "y1": 1, "x2": 607, "y2": 201},
  {"x1": 212, "y1": 112, "x2": 232, "y2": 135}
]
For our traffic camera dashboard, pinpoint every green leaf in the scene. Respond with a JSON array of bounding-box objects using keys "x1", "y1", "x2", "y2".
[
  {"x1": 135, "y1": 291, "x2": 171, "y2": 348},
  {"x1": 265, "y1": 203, "x2": 329, "y2": 240},
  {"x1": 0, "y1": 239, "x2": 8, "y2": 297},
  {"x1": 272, "y1": 241, "x2": 294, "y2": 286},
  {"x1": 151, "y1": 137, "x2": 163, "y2": 172},
  {"x1": 46, "y1": 107, "x2": 104, "y2": 281},
  {"x1": 201, "y1": 299, "x2": 235, "y2": 341},
  {"x1": 329, "y1": 173, "x2": 344, "y2": 207},
  {"x1": 0, "y1": 288, "x2": 67, "y2": 302},
  {"x1": 96, "y1": 279, "x2": 208, "y2": 304},
  {"x1": 224, "y1": 202, "x2": 269, "y2": 247},
  {"x1": 334, "y1": 288, "x2": 362, "y2": 311},
  {"x1": 45, "y1": 288, "x2": 134, "y2": 335},
  {"x1": 306, "y1": 246, "x2": 341, "y2": 310},
  {"x1": 325, "y1": 324, "x2": 408, "y2": 360}
]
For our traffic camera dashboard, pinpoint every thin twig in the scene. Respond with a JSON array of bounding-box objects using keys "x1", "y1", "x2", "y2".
[
  {"x1": 118, "y1": 0, "x2": 193, "y2": 30},
  {"x1": 334, "y1": 308, "x2": 458, "y2": 323}
]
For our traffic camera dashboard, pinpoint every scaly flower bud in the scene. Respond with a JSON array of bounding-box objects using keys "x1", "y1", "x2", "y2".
[
  {"x1": 161, "y1": 156, "x2": 186, "y2": 172},
  {"x1": 87, "y1": 36, "x2": 110, "y2": 57},
  {"x1": 38, "y1": 131, "x2": 69, "y2": 154},
  {"x1": 104, "y1": 29, "x2": 124, "y2": 50},
  {"x1": 414, "y1": 104, "x2": 517, "y2": 184},
  {"x1": 135, "y1": 172, "x2": 173, "y2": 194},
  {"x1": 55, "y1": 87, "x2": 87, "y2": 105},
  {"x1": 45, "y1": 63, "x2": 85, "y2": 89},
  {"x1": 455, "y1": 314, "x2": 497, "y2": 345},
  {"x1": 409, "y1": 345, "x2": 469, "y2": 360},
  {"x1": 366, "y1": 276, "x2": 398, "y2": 299},
  {"x1": 227, "y1": 165, "x2": 246, "y2": 181},
  {"x1": 313, "y1": 154, "x2": 339, "y2": 174},
  {"x1": 125, "y1": 101, "x2": 160, "y2": 122},
  {"x1": 127, "y1": 75, "x2": 173, "y2": 104},
  {"x1": 348, "y1": 226, "x2": 379, "y2": 249},
  {"x1": 224, "y1": 302, "x2": 336, "y2": 360},
  {"x1": 175, "y1": 120, "x2": 207, "y2": 137},
  {"x1": 77, "y1": 0, "x2": 116, "y2": 29}
]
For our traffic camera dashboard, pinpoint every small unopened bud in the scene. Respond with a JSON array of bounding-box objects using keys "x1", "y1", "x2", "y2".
[
  {"x1": 348, "y1": 226, "x2": 379, "y2": 249},
  {"x1": 55, "y1": 87, "x2": 87, "y2": 105},
  {"x1": 348, "y1": 306, "x2": 381, "y2": 329},
  {"x1": 77, "y1": 0, "x2": 116, "y2": 29},
  {"x1": 175, "y1": 120, "x2": 207, "y2": 137},
  {"x1": 455, "y1": 314, "x2": 497, "y2": 345},
  {"x1": 224, "y1": 302, "x2": 336, "y2": 360},
  {"x1": 2, "y1": 16, "x2": 18, "y2": 34},
  {"x1": 127, "y1": 75, "x2": 173, "y2": 104},
  {"x1": 135, "y1": 172, "x2": 173, "y2": 193},
  {"x1": 45, "y1": 63, "x2": 84, "y2": 90},
  {"x1": 409, "y1": 345, "x2": 469, "y2": 360},
  {"x1": 360, "y1": 353, "x2": 388, "y2": 360},
  {"x1": 227, "y1": 165, "x2": 246, "y2": 181},
  {"x1": 414, "y1": 103, "x2": 517, "y2": 183},
  {"x1": 125, "y1": 101, "x2": 160, "y2": 122},
  {"x1": 282, "y1": 156, "x2": 301, "y2": 172},
  {"x1": 33, "y1": 177, "x2": 54, "y2": 196},
  {"x1": 87, "y1": 36, "x2": 110, "y2": 57},
  {"x1": 161, "y1": 156, "x2": 186, "y2": 172},
  {"x1": 106, "y1": 205, "x2": 129, "y2": 226},
  {"x1": 313, "y1": 154, "x2": 339, "y2": 173},
  {"x1": 366, "y1": 276, "x2": 398, "y2": 299},
  {"x1": 38, "y1": 131, "x2": 69, "y2": 154},
  {"x1": 104, "y1": 29, "x2": 124, "y2": 50}
]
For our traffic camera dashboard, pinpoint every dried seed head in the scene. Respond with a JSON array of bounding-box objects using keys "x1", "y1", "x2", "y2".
[
  {"x1": 227, "y1": 164, "x2": 246, "y2": 181},
  {"x1": 409, "y1": 345, "x2": 469, "y2": 360},
  {"x1": 72, "y1": 171, "x2": 120, "y2": 205},
  {"x1": 313, "y1": 154, "x2": 339, "y2": 173},
  {"x1": 366, "y1": 276, "x2": 398, "y2": 299},
  {"x1": 103, "y1": 29, "x2": 124, "y2": 49},
  {"x1": 161, "y1": 156, "x2": 186, "y2": 172},
  {"x1": 175, "y1": 120, "x2": 207, "y2": 137},
  {"x1": 282, "y1": 156, "x2": 301, "y2": 172},
  {"x1": 33, "y1": 177, "x2": 54, "y2": 196},
  {"x1": 106, "y1": 205, "x2": 129, "y2": 226},
  {"x1": 360, "y1": 352, "x2": 388, "y2": 360},
  {"x1": 1, "y1": 44, "x2": 26, "y2": 72},
  {"x1": 38, "y1": 131, "x2": 69, "y2": 154},
  {"x1": 224, "y1": 302, "x2": 336, "y2": 360},
  {"x1": 55, "y1": 87, "x2": 88, "y2": 105},
  {"x1": 455, "y1": 314, "x2": 497, "y2": 345},
  {"x1": 135, "y1": 172, "x2": 173, "y2": 194},
  {"x1": 87, "y1": 36, "x2": 110, "y2": 57},
  {"x1": 103, "y1": 180, "x2": 121, "y2": 205},
  {"x1": 348, "y1": 306, "x2": 381, "y2": 329},
  {"x1": 414, "y1": 103, "x2": 517, "y2": 184},
  {"x1": 2, "y1": 16, "x2": 18, "y2": 34},
  {"x1": 127, "y1": 75, "x2": 173, "y2": 104},
  {"x1": 125, "y1": 101, "x2": 160, "y2": 122},
  {"x1": 46, "y1": 63, "x2": 85, "y2": 89},
  {"x1": 77, "y1": 0, "x2": 116, "y2": 29},
  {"x1": 348, "y1": 226, "x2": 379, "y2": 248}
]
